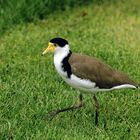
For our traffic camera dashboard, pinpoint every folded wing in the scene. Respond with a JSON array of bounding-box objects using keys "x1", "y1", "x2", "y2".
[{"x1": 69, "y1": 53, "x2": 138, "y2": 89}]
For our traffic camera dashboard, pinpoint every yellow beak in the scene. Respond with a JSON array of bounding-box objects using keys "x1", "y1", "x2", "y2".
[{"x1": 42, "y1": 42, "x2": 55, "y2": 55}]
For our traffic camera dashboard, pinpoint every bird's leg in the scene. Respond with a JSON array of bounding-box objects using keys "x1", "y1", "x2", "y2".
[
  {"x1": 93, "y1": 95, "x2": 100, "y2": 126},
  {"x1": 48, "y1": 94, "x2": 83, "y2": 120}
]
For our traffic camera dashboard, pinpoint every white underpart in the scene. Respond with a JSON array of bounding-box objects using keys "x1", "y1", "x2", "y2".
[{"x1": 54, "y1": 45, "x2": 136, "y2": 93}]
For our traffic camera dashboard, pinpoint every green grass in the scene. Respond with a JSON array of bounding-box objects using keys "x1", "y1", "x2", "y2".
[{"x1": 1, "y1": 1, "x2": 140, "y2": 139}]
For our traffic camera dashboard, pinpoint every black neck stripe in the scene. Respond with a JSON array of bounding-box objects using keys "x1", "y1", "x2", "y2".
[{"x1": 62, "y1": 51, "x2": 72, "y2": 78}]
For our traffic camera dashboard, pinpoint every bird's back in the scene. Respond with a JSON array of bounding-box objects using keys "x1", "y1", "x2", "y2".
[{"x1": 69, "y1": 53, "x2": 138, "y2": 89}]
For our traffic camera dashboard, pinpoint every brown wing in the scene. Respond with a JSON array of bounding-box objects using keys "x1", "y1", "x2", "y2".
[{"x1": 69, "y1": 53, "x2": 137, "y2": 89}]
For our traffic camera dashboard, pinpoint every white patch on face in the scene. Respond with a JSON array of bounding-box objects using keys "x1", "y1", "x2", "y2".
[{"x1": 54, "y1": 44, "x2": 70, "y2": 56}]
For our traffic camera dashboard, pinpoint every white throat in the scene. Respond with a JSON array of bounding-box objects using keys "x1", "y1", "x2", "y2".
[
  {"x1": 54, "y1": 45, "x2": 70, "y2": 77},
  {"x1": 54, "y1": 44, "x2": 70, "y2": 57}
]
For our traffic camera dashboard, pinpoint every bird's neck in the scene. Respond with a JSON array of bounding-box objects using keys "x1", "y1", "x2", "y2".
[
  {"x1": 54, "y1": 45, "x2": 71, "y2": 63},
  {"x1": 54, "y1": 45, "x2": 72, "y2": 78},
  {"x1": 61, "y1": 50, "x2": 72, "y2": 78}
]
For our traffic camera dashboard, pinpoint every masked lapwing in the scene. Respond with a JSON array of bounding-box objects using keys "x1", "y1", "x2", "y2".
[{"x1": 42, "y1": 37, "x2": 138, "y2": 125}]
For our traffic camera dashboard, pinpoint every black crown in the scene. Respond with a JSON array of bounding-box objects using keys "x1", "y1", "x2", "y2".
[{"x1": 50, "y1": 37, "x2": 68, "y2": 47}]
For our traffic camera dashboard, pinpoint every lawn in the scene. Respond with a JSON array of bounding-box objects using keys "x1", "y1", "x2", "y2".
[{"x1": 0, "y1": 1, "x2": 140, "y2": 139}]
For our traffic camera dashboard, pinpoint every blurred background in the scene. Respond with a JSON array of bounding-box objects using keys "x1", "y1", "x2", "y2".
[{"x1": 0, "y1": 0, "x2": 117, "y2": 35}]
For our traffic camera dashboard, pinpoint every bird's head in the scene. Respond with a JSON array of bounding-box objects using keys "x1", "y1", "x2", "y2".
[{"x1": 42, "y1": 37, "x2": 69, "y2": 55}]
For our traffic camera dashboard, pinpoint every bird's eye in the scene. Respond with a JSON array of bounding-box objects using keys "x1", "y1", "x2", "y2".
[{"x1": 54, "y1": 43, "x2": 57, "y2": 46}]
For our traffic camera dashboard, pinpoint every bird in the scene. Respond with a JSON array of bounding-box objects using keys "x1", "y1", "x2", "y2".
[{"x1": 42, "y1": 37, "x2": 138, "y2": 125}]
